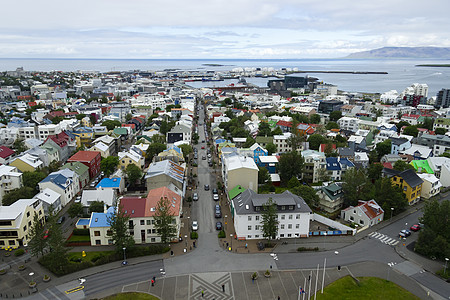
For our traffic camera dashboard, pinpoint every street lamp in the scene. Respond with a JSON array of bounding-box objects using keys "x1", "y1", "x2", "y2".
[
  {"x1": 230, "y1": 234, "x2": 233, "y2": 251},
  {"x1": 390, "y1": 207, "x2": 394, "y2": 221},
  {"x1": 122, "y1": 247, "x2": 127, "y2": 265},
  {"x1": 445, "y1": 258, "x2": 449, "y2": 276},
  {"x1": 29, "y1": 272, "x2": 34, "y2": 284}
]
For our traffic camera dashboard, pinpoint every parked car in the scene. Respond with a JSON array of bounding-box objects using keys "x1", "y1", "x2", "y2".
[
  {"x1": 212, "y1": 188, "x2": 219, "y2": 201},
  {"x1": 57, "y1": 216, "x2": 65, "y2": 224},
  {"x1": 192, "y1": 221, "x2": 198, "y2": 231},
  {"x1": 75, "y1": 196, "x2": 82, "y2": 203},
  {"x1": 209, "y1": 162, "x2": 213, "y2": 167},
  {"x1": 202, "y1": 156, "x2": 206, "y2": 160},
  {"x1": 193, "y1": 193, "x2": 199, "y2": 201},
  {"x1": 410, "y1": 224, "x2": 421, "y2": 232},
  {"x1": 216, "y1": 222, "x2": 223, "y2": 230},
  {"x1": 201, "y1": 146, "x2": 205, "y2": 149},
  {"x1": 399, "y1": 229, "x2": 411, "y2": 238},
  {"x1": 207, "y1": 153, "x2": 212, "y2": 158},
  {"x1": 204, "y1": 184, "x2": 210, "y2": 191},
  {"x1": 215, "y1": 204, "x2": 222, "y2": 218}
]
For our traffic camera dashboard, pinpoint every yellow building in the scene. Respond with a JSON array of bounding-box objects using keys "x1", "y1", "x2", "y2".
[
  {"x1": 73, "y1": 127, "x2": 95, "y2": 148},
  {"x1": 0, "y1": 199, "x2": 45, "y2": 249},
  {"x1": 388, "y1": 169, "x2": 424, "y2": 205},
  {"x1": 119, "y1": 149, "x2": 145, "y2": 171},
  {"x1": 10, "y1": 153, "x2": 44, "y2": 172}
]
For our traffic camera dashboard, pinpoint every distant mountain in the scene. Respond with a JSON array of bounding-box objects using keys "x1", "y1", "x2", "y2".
[{"x1": 345, "y1": 47, "x2": 450, "y2": 59}]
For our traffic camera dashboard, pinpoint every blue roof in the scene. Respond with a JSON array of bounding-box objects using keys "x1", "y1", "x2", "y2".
[
  {"x1": 339, "y1": 157, "x2": 355, "y2": 168},
  {"x1": 215, "y1": 138, "x2": 226, "y2": 144},
  {"x1": 96, "y1": 177, "x2": 121, "y2": 188},
  {"x1": 76, "y1": 218, "x2": 90, "y2": 226},
  {"x1": 326, "y1": 157, "x2": 341, "y2": 171},
  {"x1": 167, "y1": 145, "x2": 181, "y2": 154},
  {"x1": 40, "y1": 173, "x2": 72, "y2": 190},
  {"x1": 89, "y1": 207, "x2": 114, "y2": 228}
]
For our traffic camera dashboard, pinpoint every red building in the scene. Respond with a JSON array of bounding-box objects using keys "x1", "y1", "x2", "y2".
[{"x1": 67, "y1": 151, "x2": 101, "y2": 179}]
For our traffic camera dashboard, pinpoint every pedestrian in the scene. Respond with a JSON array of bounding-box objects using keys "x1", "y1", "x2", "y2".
[
  {"x1": 278, "y1": 296, "x2": 280, "y2": 300},
  {"x1": 201, "y1": 289, "x2": 204, "y2": 297},
  {"x1": 222, "y1": 284, "x2": 225, "y2": 292},
  {"x1": 252, "y1": 278, "x2": 254, "y2": 283},
  {"x1": 151, "y1": 279, "x2": 154, "y2": 286}
]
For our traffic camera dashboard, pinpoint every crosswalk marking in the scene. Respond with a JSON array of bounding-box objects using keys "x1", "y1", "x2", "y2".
[{"x1": 369, "y1": 232, "x2": 399, "y2": 246}]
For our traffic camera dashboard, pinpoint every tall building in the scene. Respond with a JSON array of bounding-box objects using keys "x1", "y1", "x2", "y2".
[{"x1": 435, "y1": 89, "x2": 450, "y2": 108}]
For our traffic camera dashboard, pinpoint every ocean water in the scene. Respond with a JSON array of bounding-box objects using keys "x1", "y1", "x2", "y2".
[{"x1": 0, "y1": 58, "x2": 449, "y2": 95}]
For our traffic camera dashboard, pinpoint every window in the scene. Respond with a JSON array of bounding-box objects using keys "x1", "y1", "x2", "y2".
[
  {"x1": 296, "y1": 214, "x2": 300, "y2": 219},
  {"x1": 281, "y1": 206, "x2": 286, "y2": 210},
  {"x1": 255, "y1": 225, "x2": 260, "y2": 230},
  {"x1": 27, "y1": 212, "x2": 30, "y2": 218},
  {"x1": 350, "y1": 216, "x2": 354, "y2": 221},
  {"x1": 147, "y1": 220, "x2": 151, "y2": 225},
  {"x1": 255, "y1": 216, "x2": 260, "y2": 221},
  {"x1": 288, "y1": 234, "x2": 292, "y2": 237},
  {"x1": 96, "y1": 240, "x2": 101, "y2": 245},
  {"x1": 107, "y1": 230, "x2": 112, "y2": 236},
  {"x1": 152, "y1": 229, "x2": 156, "y2": 234},
  {"x1": 280, "y1": 224, "x2": 285, "y2": 229},
  {"x1": 288, "y1": 224, "x2": 292, "y2": 229},
  {"x1": 94, "y1": 231, "x2": 100, "y2": 236},
  {"x1": 359, "y1": 220, "x2": 364, "y2": 225},
  {"x1": 248, "y1": 225, "x2": 252, "y2": 231},
  {"x1": 296, "y1": 224, "x2": 299, "y2": 229},
  {"x1": 248, "y1": 216, "x2": 252, "y2": 221},
  {"x1": 28, "y1": 221, "x2": 31, "y2": 227},
  {"x1": 255, "y1": 235, "x2": 259, "y2": 238},
  {"x1": 280, "y1": 234, "x2": 285, "y2": 237},
  {"x1": 281, "y1": 215, "x2": 285, "y2": 220},
  {"x1": 247, "y1": 235, "x2": 252, "y2": 238},
  {"x1": 9, "y1": 240, "x2": 15, "y2": 245},
  {"x1": 147, "y1": 229, "x2": 151, "y2": 234},
  {"x1": 108, "y1": 239, "x2": 113, "y2": 245},
  {"x1": 140, "y1": 220, "x2": 145, "y2": 225},
  {"x1": 151, "y1": 238, "x2": 156, "y2": 242},
  {"x1": 23, "y1": 226, "x2": 27, "y2": 231},
  {"x1": 288, "y1": 215, "x2": 293, "y2": 220}
]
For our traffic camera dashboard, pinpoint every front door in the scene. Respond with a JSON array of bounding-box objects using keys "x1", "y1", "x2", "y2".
[{"x1": 141, "y1": 230, "x2": 145, "y2": 243}]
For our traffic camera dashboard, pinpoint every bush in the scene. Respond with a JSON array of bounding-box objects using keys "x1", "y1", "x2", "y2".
[
  {"x1": 14, "y1": 249, "x2": 25, "y2": 257},
  {"x1": 191, "y1": 232, "x2": 199, "y2": 239},
  {"x1": 72, "y1": 228, "x2": 90, "y2": 236},
  {"x1": 218, "y1": 230, "x2": 226, "y2": 238},
  {"x1": 297, "y1": 247, "x2": 319, "y2": 252}
]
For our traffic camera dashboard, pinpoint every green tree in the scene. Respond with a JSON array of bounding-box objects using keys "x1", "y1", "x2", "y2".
[
  {"x1": 46, "y1": 207, "x2": 68, "y2": 272},
  {"x1": 102, "y1": 120, "x2": 121, "y2": 131},
  {"x1": 265, "y1": 143, "x2": 277, "y2": 155},
  {"x1": 223, "y1": 98, "x2": 232, "y2": 106},
  {"x1": 107, "y1": 203, "x2": 135, "y2": 253},
  {"x1": 435, "y1": 127, "x2": 447, "y2": 135},
  {"x1": 291, "y1": 185, "x2": 319, "y2": 207},
  {"x1": 125, "y1": 113, "x2": 133, "y2": 122},
  {"x1": 2, "y1": 187, "x2": 35, "y2": 206},
  {"x1": 27, "y1": 212, "x2": 46, "y2": 257},
  {"x1": 325, "y1": 122, "x2": 339, "y2": 130},
  {"x1": 23, "y1": 171, "x2": 47, "y2": 189},
  {"x1": 309, "y1": 114, "x2": 321, "y2": 124},
  {"x1": 307, "y1": 134, "x2": 327, "y2": 151},
  {"x1": 179, "y1": 144, "x2": 193, "y2": 161},
  {"x1": 150, "y1": 134, "x2": 166, "y2": 144},
  {"x1": 13, "y1": 138, "x2": 27, "y2": 154},
  {"x1": 373, "y1": 177, "x2": 408, "y2": 215},
  {"x1": 258, "y1": 167, "x2": 270, "y2": 184},
  {"x1": 271, "y1": 126, "x2": 283, "y2": 136},
  {"x1": 89, "y1": 201, "x2": 104, "y2": 213},
  {"x1": 89, "y1": 114, "x2": 97, "y2": 125},
  {"x1": 375, "y1": 139, "x2": 392, "y2": 160},
  {"x1": 393, "y1": 160, "x2": 415, "y2": 171},
  {"x1": 287, "y1": 176, "x2": 301, "y2": 189},
  {"x1": 396, "y1": 121, "x2": 411, "y2": 133},
  {"x1": 51, "y1": 116, "x2": 64, "y2": 124},
  {"x1": 329, "y1": 111, "x2": 342, "y2": 122},
  {"x1": 47, "y1": 160, "x2": 62, "y2": 173},
  {"x1": 159, "y1": 121, "x2": 170, "y2": 135},
  {"x1": 154, "y1": 196, "x2": 178, "y2": 244},
  {"x1": 100, "y1": 156, "x2": 119, "y2": 176},
  {"x1": 342, "y1": 168, "x2": 368, "y2": 207},
  {"x1": 68, "y1": 202, "x2": 84, "y2": 218},
  {"x1": 420, "y1": 117, "x2": 434, "y2": 131},
  {"x1": 243, "y1": 137, "x2": 255, "y2": 148},
  {"x1": 260, "y1": 198, "x2": 279, "y2": 244},
  {"x1": 403, "y1": 125, "x2": 419, "y2": 137},
  {"x1": 257, "y1": 122, "x2": 272, "y2": 136},
  {"x1": 146, "y1": 142, "x2": 167, "y2": 161},
  {"x1": 278, "y1": 151, "x2": 304, "y2": 184},
  {"x1": 126, "y1": 164, "x2": 143, "y2": 187},
  {"x1": 367, "y1": 163, "x2": 383, "y2": 181}
]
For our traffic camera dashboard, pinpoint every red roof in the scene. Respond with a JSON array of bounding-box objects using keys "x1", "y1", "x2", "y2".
[
  {"x1": 382, "y1": 162, "x2": 393, "y2": 169},
  {"x1": 46, "y1": 132, "x2": 69, "y2": 148},
  {"x1": 122, "y1": 124, "x2": 135, "y2": 129},
  {"x1": 358, "y1": 200, "x2": 384, "y2": 220},
  {"x1": 0, "y1": 146, "x2": 15, "y2": 159},
  {"x1": 319, "y1": 144, "x2": 336, "y2": 153},
  {"x1": 276, "y1": 120, "x2": 292, "y2": 127},
  {"x1": 145, "y1": 186, "x2": 181, "y2": 217},
  {"x1": 28, "y1": 101, "x2": 37, "y2": 107},
  {"x1": 68, "y1": 151, "x2": 101, "y2": 162},
  {"x1": 121, "y1": 197, "x2": 146, "y2": 218},
  {"x1": 50, "y1": 110, "x2": 65, "y2": 117}
]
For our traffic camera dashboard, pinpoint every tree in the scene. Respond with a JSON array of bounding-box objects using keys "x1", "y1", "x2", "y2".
[
  {"x1": 47, "y1": 160, "x2": 62, "y2": 173},
  {"x1": 265, "y1": 143, "x2": 277, "y2": 155},
  {"x1": 51, "y1": 116, "x2": 64, "y2": 124},
  {"x1": 309, "y1": 114, "x2": 321, "y2": 124},
  {"x1": 146, "y1": 142, "x2": 167, "y2": 161},
  {"x1": 125, "y1": 113, "x2": 132, "y2": 122},
  {"x1": 223, "y1": 98, "x2": 232, "y2": 106},
  {"x1": 258, "y1": 167, "x2": 270, "y2": 184},
  {"x1": 13, "y1": 138, "x2": 26, "y2": 154},
  {"x1": 23, "y1": 171, "x2": 47, "y2": 190},
  {"x1": 100, "y1": 156, "x2": 119, "y2": 176},
  {"x1": 329, "y1": 111, "x2": 342, "y2": 122},
  {"x1": 435, "y1": 127, "x2": 447, "y2": 135},
  {"x1": 396, "y1": 121, "x2": 411, "y2": 133},
  {"x1": 89, "y1": 201, "x2": 104, "y2": 213},
  {"x1": 89, "y1": 114, "x2": 97, "y2": 125},
  {"x1": 325, "y1": 122, "x2": 339, "y2": 130},
  {"x1": 27, "y1": 212, "x2": 46, "y2": 257},
  {"x1": 243, "y1": 137, "x2": 255, "y2": 148},
  {"x1": 260, "y1": 198, "x2": 279, "y2": 244},
  {"x1": 257, "y1": 122, "x2": 272, "y2": 136},
  {"x1": 342, "y1": 168, "x2": 368, "y2": 207},
  {"x1": 403, "y1": 125, "x2": 419, "y2": 137},
  {"x1": 278, "y1": 151, "x2": 304, "y2": 184},
  {"x1": 107, "y1": 203, "x2": 135, "y2": 253},
  {"x1": 102, "y1": 120, "x2": 121, "y2": 131},
  {"x1": 287, "y1": 176, "x2": 301, "y2": 189},
  {"x1": 46, "y1": 207, "x2": 68, "y2": 271},
  {"x1": 393, "y1": 160, "x2": 415, "y2": 171},
  {"x1": 420, "y1": 117, "x2": 434, "y2": 131},
  {"x1": 68, "y1": 202, "x2": 84, "y2": 218},
  {"x1": 373, "y1": 177, "x2": 408, "y2": 215},
  {"x1": 367, "y1": 163, "x2": 383, "y2": 181},
  {"x1": 154, "y1": 197, "x2": 177, "y2": 244},
  {"x1": 179, "y1": 144, "x2": 193, "y2": 161},
  {"x1": 291, "y1": 185, "x2": 319, "y2": 208},
  {"x1": 271, "y1": 127, "x2": 283, "y2": 136},
  {"x1": 307, "y1": 134, "x2": 327, "y2": 151},
  {"x1": 151, "y1": 134, "x2": 166, "y2": 144},
  {"x1": 159, "y1": 121, "x2": 169, "y2": 135},
  {"x1": 126, "y1": 164, "x2": 143, "y2": 187},
  {"x1": 375, "y1": 139, "x2": 392, "y2": 160},
  {"x1": 2, "y1": 187, "x2": 35, "y2": 206}
]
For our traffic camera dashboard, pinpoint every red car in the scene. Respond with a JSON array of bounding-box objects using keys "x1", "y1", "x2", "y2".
[
  {"x1": 201, "y1": 146, "x2": 205, "y2": 149},
  {"x1": 410, "y1": 224, "x2": 420, "y2": 232}
]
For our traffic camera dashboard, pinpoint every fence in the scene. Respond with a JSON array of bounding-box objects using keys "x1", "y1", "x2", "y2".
[{"x1": 311, "y1": 213, "x2": 356, "y2": 236}]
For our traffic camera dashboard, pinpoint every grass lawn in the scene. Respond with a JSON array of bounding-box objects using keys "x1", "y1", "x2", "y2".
[
  {"x1": 68, "y1": 251, "x2": 114, "y2": 262},
  {"x1": 315, "y1": 276, "x2": 420, "y2": 300},
  {"x1": 102, "y1": 292, "x2": 160, "y2": 300},
  {"x1": 67, "y1": 235, "x2": 91, "y2": 242}
]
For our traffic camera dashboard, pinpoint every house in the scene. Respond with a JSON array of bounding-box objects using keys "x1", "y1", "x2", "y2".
[
  {"x1": 301, "y1": 150, "x2": 326, "y2": 183},
  {"x1": 81, "y1": 189, "x2": 116, "y2": 208},
  {"x1": 119, "y1": 148, "x2": 145, "y2": 171},
  {"x1": 90, "y1": 142, "x2": 110, "y2": 158},
  {"x1": 155, "y1": 145, "x2": 184, "y2": 164},
  {"x1": 417, "y1": 174, "x2": 442, "y2": 199},
  {"x1": 273, "y1": 133, "x2": 291, "y2": 153},
  {"x1": 399, "y1": 144, "x2": 433, "y2": 161},
  {"x1": 410, "y1": 160, "x2": 434, "y2": 174},
  {"x1": 231, "y1": 189, "x2": 312, "y2": 240},
  {"x1": 145, "y1": 160, "x2": 185, "y2": 194},
  {"x1": 390, "y1": 138, "x2": 411, "y2": 155},
  {"x1": 249, "y1": 143, "x2": 268, "y2": 165},
  {"x1": 258, "y1": 155, "x2": 279, "y2": 174},
  {"x1": 96, "y1": 177, "x2": 125, "y2": 194},
  {"x1": 222, "y1": 153, "x2": 259, "y2": 193},
  {"x1": 427, "y1": 157, "x2": 450, "y2": 188},
  {"x1": 33, "y1": 188, "x2": 62, "y2": 214},
  {"x1": 276, "y1": 120, "x2": 292, "y2": 133},
  {"x1": 341, "y1": 200, "x2": 384, "y2": 227},
  {"x1": 67, "y1": 151, "x2": 101, "y2": 179},
  {"x1": 0, "y1": 146, "x2": 16, "y2": 165},
  {"x1": 317, "y1": 183, "x2": 344, "y2": 213},
  {"x1": 337, "y1": 147, "x2": 355, "y2": 162},
  {"x1": 10, "y1": 153, "x2": 44, "y2": 172},
  {"x1": 0, "y1": 165, "x2": 23, "y2": 205},
  {"x1": 354, "y1": 152, "x2": 369, "y2": 169},
  {"x1": 89, "y1": 207, "x2": 115, "y2": 246},
  {"x1": 44, "y1": 131, "x2": 76, "y2": 162},
  {"x1": 92, "y1": 135, "x2": 117, "y2": 156},
  {"x1": 325, "y1": 157, "x2": 354, "y2": 181},
  {"x1": 62, "y1": 161, "x2": 90, "y2": 190},
  {"x1": 0, "y1": 198, "x2": 44, "y2": 249},
  {"x1": 347, "y1": 135, "x2": 366, "y2": 152},
  {"x1": 383, "y1": 168, "x2": 423, "y2": 205},
  {"x1": 338, "y1": 117, "x2": 360, "y2": 132},
  {"x1": 417, "y1": 134, "x2": 450, "y2": 157},
  {"x1": 167, "y1": 124, "x2": 191, "y2": 144},
  {"x1": 255, "y1": 136, "x2": 273, "y2": 149},
  {"x1": 38, "y1": 170, "x2": 78, "y2": 206}
]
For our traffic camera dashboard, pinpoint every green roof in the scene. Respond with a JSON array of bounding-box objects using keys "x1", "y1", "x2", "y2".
[
  {"x1": 435, "y1": 118, "x2": 450, "y2": 126},
  {"x1": 255, "y1": 136, "x2": 273, "y2": 144},
  {"x1": 41, "y1": 144, "x2": 58, "y2": 154},
  {"x1": 365, "y1": 131, "x2": 374, "y2": 146},
  {"x1": 268, "y1": 120, "x2": 277, "y2": 128},
  {"x1": 62, "y1": 161, "x2": 89, "y2": 176},
  {"x1": 113, "y1": 128, "x2": 128, "y2": 135},
  {"x1": 359, "y1": 116, "x2": 372, "y2": 121},
  {"x1": 228, "y1": 185, "x2": 246, "y2": 199},
  {"x1": 410, "y1": 160, "x2": 434, "y2": 174}
]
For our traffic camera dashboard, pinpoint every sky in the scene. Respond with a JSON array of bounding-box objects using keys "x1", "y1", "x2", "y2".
[{"x1": 1, "y1": 0, "x2": 449, "y2": 59}]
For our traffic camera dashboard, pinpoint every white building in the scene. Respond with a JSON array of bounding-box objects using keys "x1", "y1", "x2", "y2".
[
  {"x1": 338, "y1": 117, "x2": 360, "y2": 132},
  {"x1": 37, "y1": 124, "x2": 62, "y2": 141},
  {"x1": 417, "y1": 174, "x2": 441, "y2": 199},
  {"x1": 222, "y1": 153, "x2": 259, "y2": 193},
  {"x1": 0, "y1": 165, "x2": 23, "y2": 205},
  {"x1": 273, "y1": 133, "x2": 292, "y2": 153},
  {"x1": 341, "y1": 200, "x2": 384, "y2": 228},
  {"x1": 231, "y1": 189, "x2": 312, "y2": 240},
  {"x1": 33, "y1": 188, "x2": 62, "y2": 214}
]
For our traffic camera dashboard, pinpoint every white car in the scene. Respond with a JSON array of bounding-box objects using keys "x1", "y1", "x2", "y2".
[
  {"x1": 193, "y1": 193, "x2": 199, "y2": 201},
  {"x1": 192, "y1": 221, "x2": 198, "y2": 231},
  {"x1": 213, "y1": 194, "x2": 219, "y2": 201}
]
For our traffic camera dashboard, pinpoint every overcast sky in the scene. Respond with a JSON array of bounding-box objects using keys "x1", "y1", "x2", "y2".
[{"x1": 1, "y1": 0, "x2": 449, "y2": 59}]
